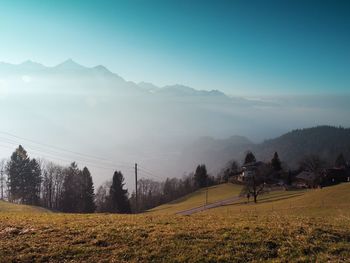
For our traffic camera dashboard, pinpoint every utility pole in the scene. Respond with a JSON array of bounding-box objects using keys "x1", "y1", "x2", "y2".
[
  {"x1": 205, "y1": 177, "x2": 208, "y2": 207},
  {"x1": 135, "y1": 163, "x2": 138, "y2": 213},
  {"x1": 205, "y1": 187, "x2": 208, "y2": 207},
  {"x1": 0, "y1": 160, "x2": 5, "y2": 200}
]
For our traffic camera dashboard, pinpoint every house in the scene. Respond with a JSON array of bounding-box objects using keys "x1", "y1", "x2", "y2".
[
  {"x1": 293, "y1": 171, "x2": 317, "y2": 188},
  {"x1": 237, "y1": 161, "x2": 264, "y2": 182},
  {"x1": 323, "y1": 167, "x2": 349, "y2": 186}
]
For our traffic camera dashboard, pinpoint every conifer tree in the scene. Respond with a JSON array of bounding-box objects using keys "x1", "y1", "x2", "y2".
[
  {"x1": 108, "y1": 171, "x2": 131, "y2": 213},
  {"x1": 6, "y1": 145, "x2": 41, "y2": 205},
  {"x1": 271, "y1": 152, "x2": 282, "y2": 171},
  {"x1": 244, "y1": 151, "x2": 256, "y2": 164},
  {"x1": 194, "y1": 164, "x2": 208, "y2": 188},
  {"x1": 6, "y1": 145, "x2": 29, "y2": 202},
  {"x1": 26, "y1": 158, "x2": 42, "y2": 205},
  {"x1": 60, "y1": 162, "x2": 81, "y2": 212},
  {"x1": 81, "y1": 167, "x2": 96, "y2": 213}
]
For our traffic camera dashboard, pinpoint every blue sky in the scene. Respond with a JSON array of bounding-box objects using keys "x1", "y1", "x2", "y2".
[{"x1": 0, "y1": 0, "x2": 349, "y2": 95}]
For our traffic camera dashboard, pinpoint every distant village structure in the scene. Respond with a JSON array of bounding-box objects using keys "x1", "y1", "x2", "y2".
[
  {"x1": 232, "y1": 152, "x2": 350, "y2": 190},
  {"x1": 237, "y1": 161, "x2": 264, "y2": 182}
]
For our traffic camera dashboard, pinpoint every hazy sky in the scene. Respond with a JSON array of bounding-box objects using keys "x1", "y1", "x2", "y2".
[{"x1": 0, "y1": 0, "x2": 349, "y2": 95}]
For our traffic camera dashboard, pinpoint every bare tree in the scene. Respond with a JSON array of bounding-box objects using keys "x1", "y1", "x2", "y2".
[
  {"x1": 40, "y1": 160, "x2": 65, "y2": 209},
  {"x1": 299, "y1": 155, "x2": 326, "y2": 187},
  {"x1": 0, "y1": 159, "x2": 7, "y2": 200},
  {"x1": 95, "y1": 180, "x2": 112, "y2": 212},
  {"x1": 241, "y1": 163, "x2": 271, "y2": 203}
]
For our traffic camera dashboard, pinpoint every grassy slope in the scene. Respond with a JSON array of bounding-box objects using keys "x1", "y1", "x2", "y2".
[
  {"x1": 0, "y1": 184, "x2": 349, "y2": 262},
  {"x1": 148, "y1": 183, "x2": 242, "y2": 214},
  {"x1": 206, "y1": 183, "x2": 350, "y2": 217},
  {"x1": 0, "y1": 200, "x2": 50, "y2": 213}
]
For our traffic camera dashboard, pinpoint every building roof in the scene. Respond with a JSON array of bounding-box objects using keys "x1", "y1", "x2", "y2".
[
  {"x1": 242, "y1": 161, "x2": 264, "y2": 168},
  {"x1": 296, "y1": 171, "x2": 316, "y2": 181}
]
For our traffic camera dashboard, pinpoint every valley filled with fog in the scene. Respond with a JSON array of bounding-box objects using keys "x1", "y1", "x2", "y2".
[{"x1": 0, "y1": 60, "x2": 349, "y2": 189}]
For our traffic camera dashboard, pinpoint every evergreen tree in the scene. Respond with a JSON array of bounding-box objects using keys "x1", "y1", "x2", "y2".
[
  {"x1": 163, "y1": 178, "x2": 173, "y2": 202},
  {"x1": 271, "y1": 152, "x2": 282, "y2": 171},
  {"x1": 6, "y1": 146, "x2": 41, "y2": 205},
  {"x1": 6, "y1": 145, "x2": 29, "y2": 202},
  {"x1": 108, "y1": 171, "x2": 131, "y2": 213},
  {"x1": 244, "y1": 151, "x2": 256, "y2": 164},
  {"x1": 80, "y1": 167, "x2": 96, "y2": 213},
  {"x1": 60, "y1": 162, "x2": 81, "y2": 212},
  {"x1": 194, "y1": 164, "x2": 208, "y2": 188},
  {"x1": 26, "y1": 159, "x2": 42, "y2": 205},
  {"x1": 335, "y1": 153, "x2": 346, "y2": 168}
]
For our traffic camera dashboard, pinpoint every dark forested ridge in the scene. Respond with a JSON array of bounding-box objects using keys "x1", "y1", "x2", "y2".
[
  {"x1": 179, "y1": 126, "x2": 350, "y2": 173},
  {"x1": 257, "y1": 126, "x2": 350, "y2": 167}
]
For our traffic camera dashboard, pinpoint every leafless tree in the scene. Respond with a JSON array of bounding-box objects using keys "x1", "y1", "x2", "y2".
[
  {"x1": 0, "y1": 159, "x2": 7, "y2": 200},
  {"x1": 299, "y1": 155, "x2": 327, "y2": 187},
  {"x1": 241, "y1": 163, "x2": 272, "y2": 203},
  {"x1": 41, "y1": 160, "x2": 65, "y2": 209},
  {"x1": 95, "y1": 180, "x2": 112, "y2": 212}
]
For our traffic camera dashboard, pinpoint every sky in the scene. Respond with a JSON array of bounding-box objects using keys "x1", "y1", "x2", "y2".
[{"x1": 0, "y1": 0, "x2": 349, "y2": 95}]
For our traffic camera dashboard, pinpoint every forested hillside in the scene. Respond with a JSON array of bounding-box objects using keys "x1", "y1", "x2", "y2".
[{"x1": 178, "y1": 126, "x2": 350, "y2": 173}]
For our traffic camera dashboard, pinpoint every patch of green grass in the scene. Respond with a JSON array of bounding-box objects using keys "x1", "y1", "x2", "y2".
[{"x1": 148, "y1": 183, "x2": 242, "y2": 214}]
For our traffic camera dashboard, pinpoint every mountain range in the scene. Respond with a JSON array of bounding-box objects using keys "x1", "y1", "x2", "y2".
[
  {"x1": 0, "y1": 59, "x2": 237, "y2": 99},
  {"x1": 0, "y1": 59, "x2": 349, "y2": 187}
]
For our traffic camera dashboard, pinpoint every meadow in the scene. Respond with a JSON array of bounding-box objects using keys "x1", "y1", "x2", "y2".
[{"x1": 0, "y1": 183, "x2": 349, "y2": 262}]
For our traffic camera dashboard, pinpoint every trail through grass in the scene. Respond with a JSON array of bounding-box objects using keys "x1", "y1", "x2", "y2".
[{"x1": 149, "y1": 183, "x2": 242, "y2": 214}]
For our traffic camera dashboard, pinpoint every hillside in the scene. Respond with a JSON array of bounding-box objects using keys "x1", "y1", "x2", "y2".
[
  {"x1": 0, "y1": 200, "x2": 50, "y2": 213},
  {"x1": 1, "y1": 184, "x2": 349, "y2": 262},
  {"x1": 148, "y1": 183, "x2": 242, "y2": 214},
  {"x1": 178, "y1": 126, "x2": 350, "y2": 173},
  {"x1": 207, "y1": 183, "x2": 350, "y2": 218},
  {"x1": 257, "y1": 126, "x2": 350, "y2": 167},
  {"x1": 150, "y1": 182, "x2": 350, "y2": 217}
]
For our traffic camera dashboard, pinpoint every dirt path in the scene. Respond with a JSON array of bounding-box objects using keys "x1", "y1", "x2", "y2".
[{"x1": 176, "y1": 196, "x2": 241, "y2": 216}]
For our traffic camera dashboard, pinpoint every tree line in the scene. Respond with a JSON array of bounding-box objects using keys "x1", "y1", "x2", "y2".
[
  {"x1": 0, "y1": 145, "x2": 216, "y2": 213},
  {"x1": 0, "y1": 145, "x2": 131, "y2": 213},
  {"x1": 4, "y1": 145, "x2": 346, "y2": 212}
]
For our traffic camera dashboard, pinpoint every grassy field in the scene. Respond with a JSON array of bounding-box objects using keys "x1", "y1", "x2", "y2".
[
  {"x1": 149, "y1": 183, "x2": 242, "y2": 214},
  {"x1": 0, "y1": 200, "x2": 50, "y2": 213},
  {"x1": 0, "y1": 183, "x2": 349, "y2": 262},
  {"x1": 208, "y1": 183, "x2": 350, "y2": 218}
]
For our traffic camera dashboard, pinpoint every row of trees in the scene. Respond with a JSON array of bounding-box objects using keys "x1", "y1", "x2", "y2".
[
  {"x1": 1, "y1": 145, "x2": 209, "y2": 213},
  {"x1": 0, "y1": 145, "x2": 131, "y2": 214},
  {"x1": 96, "y1": 164, "x2": 214, "y2": 212}
]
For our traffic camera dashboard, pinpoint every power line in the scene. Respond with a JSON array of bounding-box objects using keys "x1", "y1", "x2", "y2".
[
  {"x1": 0, "y1": 135, "x2": 135, "y2": 170},
  {"x1": 0, "y1": 130, "x2": 134, "y2": 167},
  {"x1": 0, "y1": 130, "x2": 166, "y2": 181},
  {"x1": 138, "y1": 165, "x2": 163, "y2": 179},
  {"x1": 137, "y1": 169, "x2": 163, "y2": 181}
]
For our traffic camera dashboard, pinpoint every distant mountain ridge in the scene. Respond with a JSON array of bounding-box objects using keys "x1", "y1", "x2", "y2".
[
  {"x1": 178, "y1": 126, "x2": 350, "y2": 173},
  {"x1": 0, "y1": 59, "x2": 232, "y2": 99}
]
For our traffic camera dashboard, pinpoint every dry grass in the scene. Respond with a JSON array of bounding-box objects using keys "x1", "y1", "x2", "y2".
[
  {"x1": 0, "y1": 183, "x2": 349, "y2": 262},
  {"x1": 208, "y1": 183, "x2": 350, "y2": 218},
  {"x1": 0, "y1": 200, "x2": 50, "y2": 213},
  {"x1": 149, "y1": 183, "x2": 242, "y2": 214}
]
